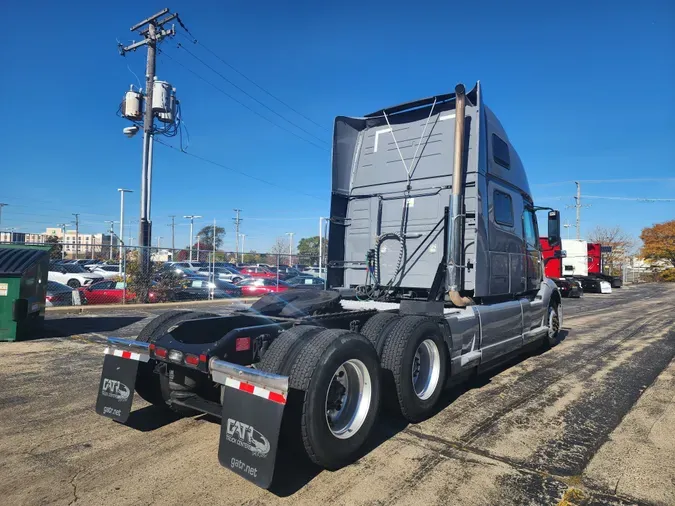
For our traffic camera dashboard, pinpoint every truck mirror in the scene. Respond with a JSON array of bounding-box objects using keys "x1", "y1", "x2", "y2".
[{"x1": 548, "y1": 210, "x2": 561, "y2": 246}]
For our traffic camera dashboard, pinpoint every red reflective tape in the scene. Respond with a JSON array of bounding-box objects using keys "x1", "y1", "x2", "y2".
[
  {"x1": 121, "y1": 350, "x2": 132, "y2": 359},
  {"x1": 268, "y1": 391, "x2": 286, "y2": 405},
  {"x1": 239, "y1": 382, "x2": 255, "y2": 394}
]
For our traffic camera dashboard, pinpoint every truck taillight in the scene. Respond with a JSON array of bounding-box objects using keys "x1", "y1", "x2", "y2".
[
  {"x1": 236, "y1": 337, "x2": 251, "y2": 352},
  {"x1": 154, "y1": 347, "x2": 167, "y2": 359},
  {"x1": 184, "y1": 354, "x2": 199, "y2": 367}
]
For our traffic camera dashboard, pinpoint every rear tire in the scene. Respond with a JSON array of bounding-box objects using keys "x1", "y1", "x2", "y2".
[
  {"x1": 286, "y1": 329, "x2": 381, "y2": 469},
  {"x1": 135, "y1": 310, "x2": 217, "y2": 415},
  {"x1": 380, "y1": 316, "x2": 447, "y2": 422},
  {"x1": 67, "y1": 279, "x2": 81, "y2": 289},
  {"x1": 257, "y1": 325, "x2": 322, "y2": 375},
  {"x1": 360, "y1": 312, "x2": 401, "y2": 355}
]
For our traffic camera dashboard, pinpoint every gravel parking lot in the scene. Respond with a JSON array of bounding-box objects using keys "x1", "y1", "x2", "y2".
[{"x1": 0, "y1": 284, "x2": 673, "y2": 506}]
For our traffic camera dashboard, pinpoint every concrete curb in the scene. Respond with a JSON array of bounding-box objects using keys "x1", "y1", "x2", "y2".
[{"x1": 45, "y1": 297, "x2": 260, "y2": 315}]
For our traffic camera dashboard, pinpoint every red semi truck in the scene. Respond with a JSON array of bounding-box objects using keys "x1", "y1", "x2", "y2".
[{"x1": 539, "y1": 238, "x2": 582, "y2": 297}]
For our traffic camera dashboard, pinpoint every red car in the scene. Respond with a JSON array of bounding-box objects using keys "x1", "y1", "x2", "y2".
[
  {"x1": 237, "y1": 278, "x2": 289, "y2": 296},
  {"x1": 79, "y1": 280, "x2": 162, "y2": 304},
  {"x1": 238, "y1": 266, "x2": 276, "y2": 279}
]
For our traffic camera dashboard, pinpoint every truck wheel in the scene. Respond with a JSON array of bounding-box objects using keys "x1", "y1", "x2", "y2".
[
  {"x1": 360, "y1": 312, "x2": 401, "y2": 355},
  {"x1": 544, "y1": 301, "x2": 561, "y2": 348},
  {"x1": 67, "y1": 279, "x2": 81, "y2": 289},
  {"x1": 380, "y1": 316, "x2": 447, "y2": 423},
  {"x1": 257, "y1": 325, "x2": 323, "y2": 375},
  {"x1": 288, "y1": 329, "x2": 381, "y2": 469},
  {"x1": 135, "y1": 310, "x2": 217, "y2": 412}
]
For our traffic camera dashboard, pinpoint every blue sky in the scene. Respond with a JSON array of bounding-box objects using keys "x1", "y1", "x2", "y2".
[{"x1": 1, "y1": 0, "x2": 673, "y2": 252}]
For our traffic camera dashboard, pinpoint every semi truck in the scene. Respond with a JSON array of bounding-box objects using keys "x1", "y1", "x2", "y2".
[{"x1": 95, "y1": 83, "x2": 564, "y2": 489}]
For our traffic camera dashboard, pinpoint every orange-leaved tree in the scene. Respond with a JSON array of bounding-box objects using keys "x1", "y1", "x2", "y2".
[{"x1": 640, "y1": 220, "x2": 675, "y2": 268}]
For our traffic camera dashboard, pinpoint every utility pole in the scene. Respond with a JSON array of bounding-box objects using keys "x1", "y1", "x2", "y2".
[
  {"x1": 157, "y1": 236, "x2": 163, "y2": 248},
  {"x1": 563, "y1": 221, "x2": 572, "y2": 240},
  {"x1": 184, "y1": 215, "x2": 201, "y2": 261},
  {"x1": 120, "y1": 9, "x2": 177, "y2": 278},
  {"x1": 286, "y1": 232, "x2": 294, "y2": 266},
  {"x1": 57, "y1": 223, "x2": 68, "y2": 259},
  {"x1": 105, "y1": 221, "x2": 116, "y2": 261},
  {"x1": 168, "y1": 215, "x2": 176, "y2": 252},
  {"x1": 118, "y1": 189, "x2": 133, "y2": 274},
  {"x1": 233, "y1": 209, "x2": 242, "y2": 261},
  {"x1": 0, "y1": 203, "x2": 7, "y2": 227},
  {"x1": 240, "y1": 234, "x2": 246, "y2": 263},
  {"x1": 566, "y1": 181, "x2": 591, "y2": 240},
  {"x1": 72, "y1": 213, "x2": 80, "y2": 259}
]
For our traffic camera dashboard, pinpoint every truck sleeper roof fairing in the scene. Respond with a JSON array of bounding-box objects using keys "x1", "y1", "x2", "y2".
[{"x1": 327, "y1": 82, "x2": 534, "y2": 298}]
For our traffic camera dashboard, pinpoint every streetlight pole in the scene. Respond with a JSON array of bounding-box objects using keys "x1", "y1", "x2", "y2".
[
  {"x1": 0, "y1": 203, "x2": 7, "y2": 228},
  {"x1": 286, "y1": 232, "x2": 294, "y2": 266},
  {"x1": 240, "y1": 234, "x2": 246, "y2": 263},
  {"x1": 118, "y1": 189, "x2": 133, "y2": 275},
  {"x1": 184, "y1": 215, "x2": 201, "y2": 262}
]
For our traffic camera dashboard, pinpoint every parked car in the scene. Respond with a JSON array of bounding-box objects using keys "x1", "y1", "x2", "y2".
[
  {"x1": 196, "y1": 266, "x2": 246, "y2": 284},
  {"x1": 46, "y1": 281, "x2": 85, "y2": 307},
  {"x1": 48, "y1": 262, "x2": 103, "y2": 288},
  {"x1": 302, "y1": 266, "x2": 326, "y2": 277},
  {"x1": 172, "y1": 278, "x2": 242, "y2": 301},
  {"x1": 159, "y1": 266, "x2": 208, "y2": 279},
  {"x1": 285, "y1": 275, "x2": 326, "y2": 289},
  {"x1": 552, "y1": 277, "x2": 582, "y2": 298},
  {"x1": 236, "y1": 278, "x2": 289, "y2": 296},
  {"x1": 170, "y1": 261, "x2": 209, "y2": 271},
  {"x1": 239, "y1": 266, "x2": 276, "y2": 279},
  {"x1": 269, "y1": 266, "x2": 302, "y2": 279},
  {"x1": 78, "y1": 280, "x2": 166, "y2": 304},
  {"x1": 90, "y1": 265, "x2": 121, "y2": 280}
]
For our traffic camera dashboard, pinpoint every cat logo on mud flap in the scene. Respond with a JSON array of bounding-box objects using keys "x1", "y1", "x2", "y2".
[
  {"x1": 101, "y1": 378, "x2": 130, "y2": 401},
  {"x1": 226, "y1": 418, "x2": 271, "y2": 458}
]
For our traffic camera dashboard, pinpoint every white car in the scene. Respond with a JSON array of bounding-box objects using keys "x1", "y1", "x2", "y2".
[
  {"x1": 196, "y1": 266, "x2": 246, "y2": 284},
  {"x1": 302, "y1": 266, "x2": 326, "y2": 277},
  {"x1": 48, "y1": 263, "x2": 103, "y2": 289},
  {"x1": 90, "y1": 265, "x2": 122, "y2": 280}
]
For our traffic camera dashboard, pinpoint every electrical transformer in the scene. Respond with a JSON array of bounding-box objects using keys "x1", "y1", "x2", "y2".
[
  {"x1": 123, "y1": 87, "x2": 143, "y2": 121},
  {"x1": 152, "y1": 79, "x2": 171, "y2": 113},
  {"x1": 158, "y1": 90, "x2": 176, "y2": 123}
]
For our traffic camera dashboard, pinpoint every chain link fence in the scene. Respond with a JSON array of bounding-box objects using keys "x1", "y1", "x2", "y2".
[{"x1": 0, "y1": 239, "x2": 326, "y2": 307}]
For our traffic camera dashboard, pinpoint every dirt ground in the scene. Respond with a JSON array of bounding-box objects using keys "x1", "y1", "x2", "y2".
[{"x1": 0, "y1": 283, "x2": 673, "y2": 506}]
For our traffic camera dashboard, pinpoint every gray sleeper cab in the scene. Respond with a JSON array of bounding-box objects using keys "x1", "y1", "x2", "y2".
[{"x1": 327, "y1": 82, "x2": 561, "y2": 372}]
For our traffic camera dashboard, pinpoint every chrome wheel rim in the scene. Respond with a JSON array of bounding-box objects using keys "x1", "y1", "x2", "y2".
[
  {"x1": 411, "y1": 339, "x2": 441, "y2": 400},
  {"x1": 325, "y1": 359, "x2": 372, "y2": 439},
  {"x1": 548, "y1": 306, "x2": 560, "y2": 338}
]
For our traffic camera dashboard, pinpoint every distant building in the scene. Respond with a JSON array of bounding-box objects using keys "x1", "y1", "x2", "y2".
[{"x1": 45, "y1": 227, "x2": 116, "y2": 258}]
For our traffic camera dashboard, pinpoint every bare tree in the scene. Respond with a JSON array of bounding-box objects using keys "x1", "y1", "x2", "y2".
[
  {"x1": 269, "y1": 236, "x2": 290, "y2": 261},
  {"x1": 587, "y1": 226, "x2": 635, "y2": 275}
]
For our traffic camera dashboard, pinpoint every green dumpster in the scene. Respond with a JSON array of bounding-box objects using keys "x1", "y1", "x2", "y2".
[{"x1": 0, "y1": 245, "x2": 50, "y2": 341}]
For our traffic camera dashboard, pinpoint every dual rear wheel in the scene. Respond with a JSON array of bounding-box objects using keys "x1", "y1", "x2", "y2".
[{"x1": 363, "y1": 314, "x2": 447, "y2": 422}]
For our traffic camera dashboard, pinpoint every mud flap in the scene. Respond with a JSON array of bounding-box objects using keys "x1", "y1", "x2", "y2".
[
  {"x1": 95, "y1": 337, "x2": 151, "y2": 423},
  {"x1": 95, "y1": 354, "x2": 138, "y2": 423},
  {"x1": 211, "y1": 359, "x2": 288, "y2": 489}
]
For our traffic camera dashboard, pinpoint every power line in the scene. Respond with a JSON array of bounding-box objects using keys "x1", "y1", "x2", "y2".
[
  {"x1": 532, "y1": 178, "x2": 675, "y2": 187},
  {"x1": 584, "y1": 195, "x2": 675, "y2": 202},
  {"x1": 178, "y1": 32, "x2": 329, "y2": 133},
  {"x1": 154, "y1": 138, "x2": 324, "y2": 201},
  {"x1": 159, "y1": 49, "x2": 328, "y2": 151},
  {"x1": 176, "y1": 42, "x2": 329, "y2": 145}
]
